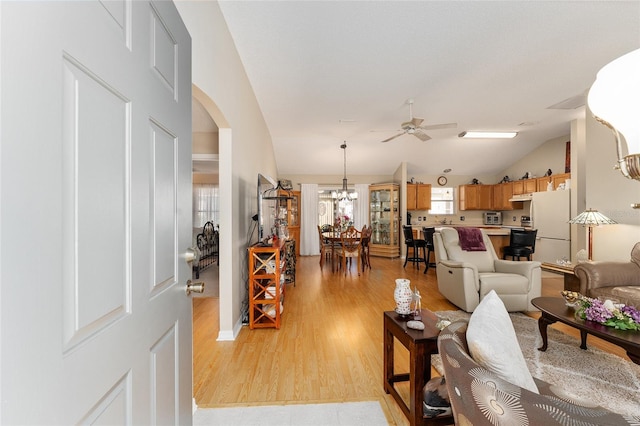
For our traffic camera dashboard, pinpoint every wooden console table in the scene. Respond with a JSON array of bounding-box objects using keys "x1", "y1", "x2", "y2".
[
  {"x1": 383, "y1": 309, "x2": 452, "y2": 426},
  {"x1": 541, "y1": 262, "x2": 580, "y2": 292}
]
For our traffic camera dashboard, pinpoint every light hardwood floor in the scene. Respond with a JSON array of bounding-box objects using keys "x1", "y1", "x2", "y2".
[{"x1": 193, "y1": 255, "x2": 627, "y2": 425}]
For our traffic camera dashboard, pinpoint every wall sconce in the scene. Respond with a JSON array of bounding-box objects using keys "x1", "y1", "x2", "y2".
[{"x1": 588, "y1": 48, "x2": 640, "y2": 208}]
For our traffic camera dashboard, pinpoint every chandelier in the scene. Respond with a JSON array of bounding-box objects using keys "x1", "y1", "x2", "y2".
[{"x1": 332, "y1": 142, "x2": 358, "y2": 201}]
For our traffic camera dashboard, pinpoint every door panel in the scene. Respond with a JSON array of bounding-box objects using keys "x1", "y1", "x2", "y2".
[{"x1": 1, "y1": 1, "x2": 192, "y2": 424}]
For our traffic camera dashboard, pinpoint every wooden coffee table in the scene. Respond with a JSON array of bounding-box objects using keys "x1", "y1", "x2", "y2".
[{"x1": 531, "y1": 297, "x2": 640, "y2": 365}]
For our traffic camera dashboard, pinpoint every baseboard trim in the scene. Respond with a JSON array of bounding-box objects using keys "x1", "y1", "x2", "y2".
[{"x1": 216, "y1": 317, "x2": 244, "y2": 341}]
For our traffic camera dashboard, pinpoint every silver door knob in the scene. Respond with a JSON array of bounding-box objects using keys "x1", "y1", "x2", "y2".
[
  {"x1": 186, "y1": 279, "x2": 205, "y2": 296},
  {"x1": 184, "y1": 247, "x2": 198, "y2": 264}
]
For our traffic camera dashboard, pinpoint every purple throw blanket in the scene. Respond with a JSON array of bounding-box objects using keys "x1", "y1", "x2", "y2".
[{"x1": 457, "y1": 227, "x2": 486, "y2": 251}]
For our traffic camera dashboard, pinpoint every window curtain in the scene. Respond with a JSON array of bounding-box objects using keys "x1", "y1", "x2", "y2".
[
  {"x1": 300, "y1": 183, "x2": 319, "y2": 256},
  {"x1": 193, "y1": 184, "x2": 219, "y2": 228},
  {"x1": 352, "y1": 183, "x2": 370, "y2": 230}
]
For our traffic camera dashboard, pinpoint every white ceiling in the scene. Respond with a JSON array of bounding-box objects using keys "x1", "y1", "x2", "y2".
[{"x1": 216, "y1": 1, "x2": 640, "y2": 178}]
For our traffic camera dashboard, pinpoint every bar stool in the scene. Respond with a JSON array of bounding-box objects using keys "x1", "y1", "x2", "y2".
[
  {"x1": 422, "y1": 227, "x2": 436, "y2": 273},
  {"x1": 403, "y1": 225, "x2": 427, "y2": 269},
  {"x1": 503, "y1": 229, "x2": 538, "y2": 261}
]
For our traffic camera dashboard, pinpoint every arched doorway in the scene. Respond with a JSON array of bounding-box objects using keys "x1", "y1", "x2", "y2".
[{"x1": 191, "y1": 85, "x2": 233, "y2": 338}]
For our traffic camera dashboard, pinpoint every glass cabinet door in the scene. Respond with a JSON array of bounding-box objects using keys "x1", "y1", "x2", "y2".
[
  {"x1": 370, "y1": 187, "x2": 395, "y2": 245},
  {"x1": 369, "y1": 183, "x2": 400, "y2": 258}
]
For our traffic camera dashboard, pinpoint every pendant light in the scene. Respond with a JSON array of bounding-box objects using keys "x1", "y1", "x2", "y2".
[{"x1": 333, "y1": 142, "x2": 358, "y2": 201}]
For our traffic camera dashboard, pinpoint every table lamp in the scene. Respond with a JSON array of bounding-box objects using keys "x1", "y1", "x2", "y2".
[{"x1": 568, "y1": 209, "x2": 617, "y2": 260}]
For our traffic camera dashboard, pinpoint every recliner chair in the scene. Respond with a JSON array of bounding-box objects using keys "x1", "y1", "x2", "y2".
[{"x1": 434, "y1": 227, "x2": 542, "y2": 312}]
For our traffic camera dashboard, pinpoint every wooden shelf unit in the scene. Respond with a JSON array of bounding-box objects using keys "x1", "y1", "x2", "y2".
[{"x1": 248, "y1": 242, "x2": 286, "y2": 329}]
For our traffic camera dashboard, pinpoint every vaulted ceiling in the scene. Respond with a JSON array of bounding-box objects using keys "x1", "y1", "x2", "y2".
[{"x1": 217, "y1": 1, "x2": 640, "y2": 177}]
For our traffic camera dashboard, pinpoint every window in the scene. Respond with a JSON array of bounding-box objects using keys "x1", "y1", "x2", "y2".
[
  {"x1": 318, "y1": 190, "x2": 354, "y2": 228},
  {"x1": 429, "y1": 187, "x2": 454, "y2": 215},
  {"x1": 193, "y1": 184, "x2": 219, "y2": 228}
]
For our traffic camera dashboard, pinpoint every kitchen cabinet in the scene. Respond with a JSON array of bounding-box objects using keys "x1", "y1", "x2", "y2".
[
  {"x1": 406, "y1": 183, "x2": 432, "y2": 210},
  {"x1": 537, "y1": 173, "x2": 571, "y2": 192},
  {"x1": 278, "y1": 190, "x2": 300, "y2": 257},
  {"x1": 513, "y1": 178, "x2": 537, "y2": 195},
  {"x1": 552, "y1": 173, "x2": 571, "y2": 190},
  {"x1": 537, "y1": 176, "x2": 553, "y2": 192},
  {"x1": 492, "y1": 182, "x2": 515, "y2": 211},
  {"x1": 369, "y1": 183, "x2": 400, "y2": 258},
  {"x1": 459, "y1": 184, "x2": 492, "y2": 210}
]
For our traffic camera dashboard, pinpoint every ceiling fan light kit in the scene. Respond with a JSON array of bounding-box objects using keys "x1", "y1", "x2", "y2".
[{"x1": 458, "y1": 131, "x2": 518, "y2": 139}]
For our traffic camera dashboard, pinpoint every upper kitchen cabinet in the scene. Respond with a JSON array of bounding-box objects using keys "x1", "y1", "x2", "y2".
[
  {"x1": 552, "y1": 173, "x2": 571, "y2": 190},
  {"x1": 492, "y1": 182, "x2": 515, "y2": 211},
  {"x1": 512, "y1": 178, "x2": 537, "y2": 195},
  {"x1": 536, "y1": 176, "x2": 553, "y2": 192},
  {"x1": 406, "y1": 183, "x2": 432, "y2": 210},
  {"x1": 537, "y1": 173, "x2": 571, "y2": 192},
  {"x1": 459, "y1": 184, "x2": 492, "y2": 211}
]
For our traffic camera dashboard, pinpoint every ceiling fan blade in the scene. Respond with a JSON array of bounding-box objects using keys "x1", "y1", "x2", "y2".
[
  {"x1": 381, "y1": 132, "x2": 405, "y2": 143},
  {"x1": 370, "y1": 129, "x2": 402, "y2": 133},
  {"x1": 410, "y1": 117, "x2": 424, "y2": 127},
  {"x1": 413, "y1": 130, "x2": 431, "y2": 142},
  {"x1": 419, "y1": 122, "x2": 458, "y2": 131}
]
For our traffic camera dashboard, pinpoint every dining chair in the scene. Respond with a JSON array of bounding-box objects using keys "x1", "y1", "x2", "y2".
[
  {"x1": 337, "y1": 226, "x2": 362, "y2": 275},
  {"x1": 317, "y1": 225, "x2": 334, "y2": 270},
  {"x1": 360, "y1": 224, "x2": 372, "y2": 272}
]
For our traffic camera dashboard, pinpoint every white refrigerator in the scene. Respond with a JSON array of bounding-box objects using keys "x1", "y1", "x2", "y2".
[{"x1": 530, "y1": 190, "x2": 571, "y2": 263}]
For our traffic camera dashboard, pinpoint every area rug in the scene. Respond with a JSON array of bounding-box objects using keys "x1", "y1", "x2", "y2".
[
  {"x1": 433, "y1": 310, "x2": 640, "y2": 417},
  {"x1": 193, "y1": 400, "x2": 387, "y2": 425}
]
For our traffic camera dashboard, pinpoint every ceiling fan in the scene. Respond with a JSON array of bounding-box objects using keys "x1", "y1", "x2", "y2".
[{"x1": 380, "y1": 99, "x2": 457, "y2": 143}]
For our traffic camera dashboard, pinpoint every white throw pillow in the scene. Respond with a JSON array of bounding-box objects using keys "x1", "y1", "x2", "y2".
[{"x1": 467, "y1": 290, "x2": 539, "y2": 394}]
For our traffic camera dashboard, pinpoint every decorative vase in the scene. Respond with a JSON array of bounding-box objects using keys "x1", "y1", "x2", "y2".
[{"x1": 394, "y1": 279, "x2": 413, "y2": 316}]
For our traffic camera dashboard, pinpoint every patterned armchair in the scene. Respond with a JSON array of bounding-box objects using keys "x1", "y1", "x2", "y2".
[{"x1": 437, "y1": 320, "x2": 634, "y2": 425}]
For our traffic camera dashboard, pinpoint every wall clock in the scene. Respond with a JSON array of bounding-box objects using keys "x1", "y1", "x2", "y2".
[{"x1": 437, "y1": 176, "x2": 448, "y2": 186}]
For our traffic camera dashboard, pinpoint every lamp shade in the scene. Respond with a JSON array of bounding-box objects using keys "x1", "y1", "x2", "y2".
[
  {"x1": 568, "y1": 209, "x2": 617, "y2": 226},
  {"x1": 588, "y1": 48, "x2": 640, "y2": 156}
]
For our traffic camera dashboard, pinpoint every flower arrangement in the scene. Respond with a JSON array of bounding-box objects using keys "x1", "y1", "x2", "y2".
[
  {"x1": 334, "y1": 214, "x2": 352, "y2": 231},
  {"x1": 575, "y1": 296, "x2": 640, "y2": 331}
]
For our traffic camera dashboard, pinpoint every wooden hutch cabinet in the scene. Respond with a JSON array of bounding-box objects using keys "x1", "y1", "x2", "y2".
[
  {"x1": 369, "y1": 183, "x2": 400, "y2": 258},
  {"x1": 278, "y1": 190, "x2": 300, "y2": 257}
]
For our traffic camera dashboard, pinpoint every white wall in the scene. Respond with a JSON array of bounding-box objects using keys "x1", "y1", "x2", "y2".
[
  {"x1": 176, "y1": 1, "x2": 278, "y2": 339},
  {"x1": 584, "y1": 109, "x2": 640, "y2": 261},
  {"x1": 500, "y1": 135, "x2": 570, "y2": 182}
]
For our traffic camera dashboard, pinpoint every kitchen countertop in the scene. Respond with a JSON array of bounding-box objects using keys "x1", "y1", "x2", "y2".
[{"x1": 411, "y1": 224, "x2": 512, "y2": 236}]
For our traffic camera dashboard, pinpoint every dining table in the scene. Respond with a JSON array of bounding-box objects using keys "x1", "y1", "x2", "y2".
[{"x1": 322, "y1": 230, "x2": 364, "y2": 272}]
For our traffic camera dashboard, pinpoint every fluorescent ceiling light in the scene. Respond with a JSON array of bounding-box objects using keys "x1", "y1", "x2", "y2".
[{"x1": 458, "y1": 131, "x2": 518, "y2": 139}]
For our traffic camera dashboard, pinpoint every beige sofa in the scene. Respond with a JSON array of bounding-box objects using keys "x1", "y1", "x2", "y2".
[{"x1": 574, "y1": 242, "x2": 640, "y2": 308}]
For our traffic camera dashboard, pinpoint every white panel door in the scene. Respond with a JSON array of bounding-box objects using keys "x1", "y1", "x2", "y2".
[{"x1": 1, "y1": 1, "x2": 193, "y2": 424}]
